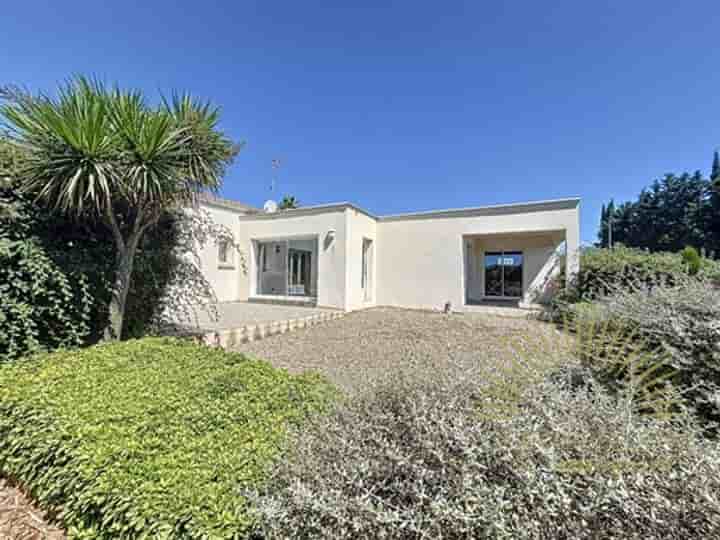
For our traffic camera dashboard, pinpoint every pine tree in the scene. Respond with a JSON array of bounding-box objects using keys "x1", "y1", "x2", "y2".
[{"x1": 711, "y1": 150, "x2": 720, "y2": 185}]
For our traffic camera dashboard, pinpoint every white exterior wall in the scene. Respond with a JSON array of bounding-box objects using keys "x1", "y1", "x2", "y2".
[
  {"x1": 345, "y1": 209, "x2": 378, "y2": 311},
  {"x1": 236, "y1": 210, "x2": 348, "y2": 310},
  {"x1": 198, "y1": 199, "x2": 579, "y2": 313},
  {"x1": 197, "y1": 203, "x2": 247, "y2": 303},
  {"x1": 376, "y1": 207, "x2": 579, "y2": 311}
]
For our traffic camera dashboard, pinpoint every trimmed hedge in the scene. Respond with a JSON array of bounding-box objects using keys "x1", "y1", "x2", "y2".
[{"x1": 0, "y1": 338, "x2": 335, "y2": 538}]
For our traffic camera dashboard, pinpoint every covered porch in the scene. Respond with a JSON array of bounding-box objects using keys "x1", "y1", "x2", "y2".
[
  {"x1": 463, "y1": 230, "x2": 568, "y2": 309},
  {"x1": 251, "y1": 236, "x2": 320, "y2": 305}
]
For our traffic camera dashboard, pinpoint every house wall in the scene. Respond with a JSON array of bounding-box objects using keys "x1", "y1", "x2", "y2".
[
  {"x1": 375, "y1": 206, "x2": 579, "y2": 311},
  {"x1": 197, "y1": 202, "x2": 247, "y2": 303},
  {"x1": 199, "y1": 200, "x2": 579, "y2": 313},
  {"x1": 345, "y1": 209, "x2": 378, "y2": 311},
  {"x1": 236, "y1": 210, "x2": 348, "y2": 309}
]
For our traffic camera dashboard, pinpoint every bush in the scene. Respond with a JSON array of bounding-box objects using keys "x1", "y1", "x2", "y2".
[
  {"x1": 565, "y1": 246, "x2": 720, "y2": 301},
  {"x1": 1, "y1": 173, "x2": 236, "y2": 346},
  {"x1": 595, "y1": 276, "x2": 720, "y2": 423},
  {"x1": 0, "y1": 178, "x2": 93, "y2": 361},
  {"x1": 249, "y1": 347, "x2": 720, "y2": 539},
  {"x1": 0, "y1": 338, "x2": 335, "y2": 538},
  {"x1": 681, "y1": 245, "x2": 702, "y2": 275}
]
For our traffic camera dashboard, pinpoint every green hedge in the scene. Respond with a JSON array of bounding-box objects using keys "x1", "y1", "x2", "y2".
[
  {"x1": 568, "y1": 246, "x2": 720, "y2": 300},
  {"x1": 0, "y1": 338, "x2": 336, "y2": 538}
]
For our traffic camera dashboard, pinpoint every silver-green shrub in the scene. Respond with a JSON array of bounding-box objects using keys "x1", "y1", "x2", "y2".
[
  {"x1": 595, "y1": 276, "x2": 720, "y2": 421},
  {"x1": 249, "y1": 356, "x2": 720, "y2": 539}
]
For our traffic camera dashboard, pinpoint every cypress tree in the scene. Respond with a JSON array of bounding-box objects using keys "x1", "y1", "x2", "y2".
[
  {"x1": 712, "y1": 150, "x2": 720, "y2": 183},
  {"x1": 598, "y1": 203, "x2": 607, "y2": 247}
]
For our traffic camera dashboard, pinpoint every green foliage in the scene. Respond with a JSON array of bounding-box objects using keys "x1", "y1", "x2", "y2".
[
  {"x1": 278, "y1": 195, "x2": 299, "y2": 210},
  {"x1": 0, "y1": 338, "x2": 336, "y2": 538},
  {"x1": 249, "y1": 330, "x2": 720, "y2": 539},
  {"x1": 597, "y1": 168, "x2": 720, "y2": 256},
  {"x1": 1, "y1": 78, "x2": 240, "y2": 338},
  {"x1": 1, "y1": 80, "x2": 238, "y2": 216},
  {"x1": 564, "y1": 246, "x2": 720, "y2": 301},
  {"x1": 0, "y1": 237, "x2": 92, "y2": 360},
  {"x1": 0, "y1": 170, "x2": 93, "y2": 361},
  {"x1": 3, "y1": 129, "x2": 239, "y2": 345},
  {"x1": 681, "y1": 245, "x2": 702, "y2": 275}
]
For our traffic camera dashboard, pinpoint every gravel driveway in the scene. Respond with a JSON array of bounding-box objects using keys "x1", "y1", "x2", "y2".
[{"x1": 237, "y1": 307, "x2": 559, "y2": 394}]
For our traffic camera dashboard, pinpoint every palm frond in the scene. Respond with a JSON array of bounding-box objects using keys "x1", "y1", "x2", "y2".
[{"x1": 1, "y1": 77, "x2": 239, "y2": 221}]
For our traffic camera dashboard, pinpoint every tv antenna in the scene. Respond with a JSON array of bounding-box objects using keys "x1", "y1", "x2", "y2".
[
  {"x1": 271, "y1": 158, "x2": 281, "y2": 194},
  {"x1": 264, "y1": 158, "x2": 281, "y2": 213}
]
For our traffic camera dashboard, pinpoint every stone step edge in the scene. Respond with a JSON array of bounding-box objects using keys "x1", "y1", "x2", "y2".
[{"x1": 200, "y1": 311, "x2": 346, "y2": 348}]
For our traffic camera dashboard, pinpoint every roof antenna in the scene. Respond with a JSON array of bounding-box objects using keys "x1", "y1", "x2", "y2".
[{"x1": 263, "y1": 158, "x2": 280, "y2": 213}]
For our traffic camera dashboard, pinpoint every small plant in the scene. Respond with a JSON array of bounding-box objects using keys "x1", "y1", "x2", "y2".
[{"x1": 681, "y1": 245, "x2": 702, "y2": 275}]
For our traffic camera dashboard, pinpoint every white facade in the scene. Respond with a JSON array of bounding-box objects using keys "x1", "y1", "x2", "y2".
[{"x1": 199, "y1": 195, "x2": 580, "y2": 312}]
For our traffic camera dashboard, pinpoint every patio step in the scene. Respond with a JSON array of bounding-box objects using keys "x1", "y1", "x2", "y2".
[
  {"x1": 200, "y1": 310, "x2": 345, "y2": 349},
  {"x1": 247, "y1": 296, "x2": 318, "y2": 308}
]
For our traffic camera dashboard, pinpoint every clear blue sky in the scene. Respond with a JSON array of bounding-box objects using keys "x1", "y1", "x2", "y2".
[{"x1": 4, "y1": 1, "x2": 720, "y2": 242}]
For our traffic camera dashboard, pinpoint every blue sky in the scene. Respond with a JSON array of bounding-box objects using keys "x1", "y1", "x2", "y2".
[{"x1": 4, "y1": 1, "x2": 720, "y2": 242}]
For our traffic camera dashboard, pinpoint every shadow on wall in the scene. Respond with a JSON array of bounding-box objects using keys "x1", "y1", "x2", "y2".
[{"x1": 526, "y1": 250, "x2": 563, "y2": 305}]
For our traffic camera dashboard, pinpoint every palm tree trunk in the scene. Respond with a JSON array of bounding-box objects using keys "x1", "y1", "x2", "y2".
[
  {"x1": 103, "y1": 203, "x2": 155, "y2": 341},
  {"x1": 105, "y1": 240, "x2": 139, "y2": 340}
]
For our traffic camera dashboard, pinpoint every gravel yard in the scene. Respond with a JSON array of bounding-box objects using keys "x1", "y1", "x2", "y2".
[
  {"x1": 0, "y1": 307, "x2": 558, "y2": 538},
  {"x1": 237, "y1": 307, "x2": 561, "y2": 394}
]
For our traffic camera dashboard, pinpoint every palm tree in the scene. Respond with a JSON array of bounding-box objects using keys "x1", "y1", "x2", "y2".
[
  {"x1": 0, "y1": 78, "x2": 239, "y2": 339},
  {"x1": 279, "y1": 195, "x2": 299, "y2": 210}
]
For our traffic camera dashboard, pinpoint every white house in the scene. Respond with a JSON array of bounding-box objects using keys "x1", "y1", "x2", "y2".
[{"x1": 197, "y1": 194, "x2": 580, "y2": 312}]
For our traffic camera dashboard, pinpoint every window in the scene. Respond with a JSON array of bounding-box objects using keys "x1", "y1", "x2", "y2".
[
  {"x1": 361, "y1": 238, "x2": 373, "y2": 301},
  {"x1": 484, "y1": 251, "x2": 523, "y2": 298},
  {"x1": 218, "y1": 239, "x2": 234, "y2": 267}
]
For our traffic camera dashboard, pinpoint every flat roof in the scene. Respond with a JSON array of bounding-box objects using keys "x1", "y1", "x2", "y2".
[
  {"x1": 200, "y1": 192, "x2": 260, "y2": 213},
  {"x1": 233, "y1": 197, "x2": 580, "y2": 221}
]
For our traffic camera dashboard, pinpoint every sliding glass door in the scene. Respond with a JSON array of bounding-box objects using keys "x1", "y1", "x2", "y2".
[
  {"x1": 484, "y1": 251, "x2": 523, "y2": 298},
  {"x1": 256, "y1": 238, "x2": 317, "y2": 297},
  {"x1": 288, "y1": 248, "x2": 312, "y2": 296}
]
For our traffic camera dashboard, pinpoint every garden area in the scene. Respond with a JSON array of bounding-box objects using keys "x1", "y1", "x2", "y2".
[
  {"x1": 3, "y1": 284, "x2": 720, "y2": 538},
  {"x1": 2, "y1": 77, "x2": 720, "y2": 538}
]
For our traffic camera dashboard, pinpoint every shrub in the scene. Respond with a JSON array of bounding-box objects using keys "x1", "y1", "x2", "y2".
[
  {"x1": 681, "y1": 245, "x2": 702, "y2": 275},
  {"x1": 0, "y1": 178, "x2": 92, "y2": 361},
  {"x1": 565, "y1": 246, "x2": 720, "y2": 301},
  {"x1": 0, "y1": 338, "x2": 335, "y2": 538},
  {"x1": 595, "y1": 276, "x2": 720, "y2": 423},
  {"x1": 249, "y1": 343, "x2": 720, "y2": 539}
]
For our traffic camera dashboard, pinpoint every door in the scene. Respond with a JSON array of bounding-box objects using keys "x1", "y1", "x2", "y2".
[{"x1": 484, "y1": 251, "x2": 523, "y2": 298}]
